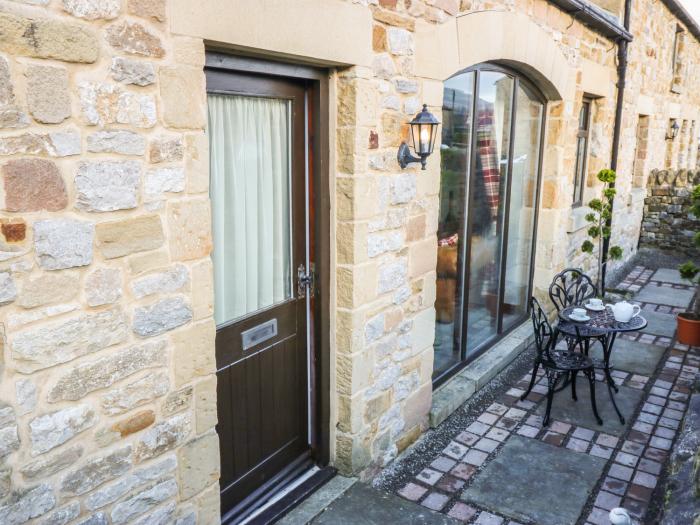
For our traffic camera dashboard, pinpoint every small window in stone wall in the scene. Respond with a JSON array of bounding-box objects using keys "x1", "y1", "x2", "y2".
[
  {"x1": 678, "y1": 119, "x2": 689, "y2": 167},
  {"x1": 632, "y1": 115, "x2": 649, "y2": 188},
  {"x1": 671, "y1": 26, "x2": 686, "y2": 93},
  {"x1": 688, "y1": 121, "x2": 696, "y2": 168},
  {"x1": 573, "y1": 97, "x2": 592, "y2": 206},
  {"x1": 665, "y1": 119, "x2": 676, "y2": 169}
]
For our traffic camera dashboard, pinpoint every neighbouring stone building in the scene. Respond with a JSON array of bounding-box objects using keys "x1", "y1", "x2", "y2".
[
  {"x1": 0, "y1": 0, "x2": 697, "y2": 523},
  {"x1": 640, "y1": 169, "x2": 700, "y2": 253}
]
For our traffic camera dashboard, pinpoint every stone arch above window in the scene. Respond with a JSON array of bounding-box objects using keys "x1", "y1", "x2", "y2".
[{"x1": 415, "y1": 10, "x2": 571, "y2": 102}]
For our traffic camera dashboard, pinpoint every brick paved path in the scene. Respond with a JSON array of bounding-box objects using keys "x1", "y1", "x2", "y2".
[{"x1": 384, "y1": 266, "x2": 699, "y2": 525}]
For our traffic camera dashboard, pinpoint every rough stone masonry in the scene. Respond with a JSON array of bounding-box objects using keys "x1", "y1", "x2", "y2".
[
  {"x1": 0, "y1": 0, "x2": 218, "y2": 523},
  {"x1": 640, "y1": 169, "x2": 700, "y2": 254}
]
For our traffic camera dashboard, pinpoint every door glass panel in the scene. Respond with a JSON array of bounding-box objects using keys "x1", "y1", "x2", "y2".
[
  {"x1": 465, "y1": 71, "x2": 513, "y2": 355},
  {"x1": 433, "y1": 71, "x2": 474, "y2": 379},
  {"x1": 208, "y1": 94, "x2": 292, "y2": 326},
  {"x1": 503, "y1": 83, "x2": 543, "y2": 330}
]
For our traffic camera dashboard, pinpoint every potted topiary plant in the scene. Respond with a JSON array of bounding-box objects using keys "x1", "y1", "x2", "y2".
[
  {"x1": 677, "y1": 184, "x2": 700, "y2": 346},
  {"x1": 581, "y1": 168, "x2": 624, "y2": 295}
]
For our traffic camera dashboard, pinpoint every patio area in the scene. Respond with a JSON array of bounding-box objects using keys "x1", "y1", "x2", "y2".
[
  {"x1": 288, "y1": 261, "x2": 698, "y2": 524},
  {"x1": 376, "y1": 264, "x2": 696, "y2": 524}
]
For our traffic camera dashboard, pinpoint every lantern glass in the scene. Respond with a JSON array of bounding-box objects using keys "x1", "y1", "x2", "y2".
[
  {"x1": 400, "y1": 104, "x2": 440, "y2": 170},
  {"x1": 409, "y1": 122, "x2": 439, "y2": 155},
  {"x1": 409, "y1": 105, "x2": 440, "y2": 155},
  {"x1": 409, "y1": 122, "x2": 419, "y2": 154}
]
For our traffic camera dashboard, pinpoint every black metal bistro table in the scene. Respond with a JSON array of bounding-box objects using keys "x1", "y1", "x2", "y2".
[{"x1": 557, "y1": 305, "x2": 647, "y2": 424}]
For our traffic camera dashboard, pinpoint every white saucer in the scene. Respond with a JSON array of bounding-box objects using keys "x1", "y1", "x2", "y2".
[
  {"x1": 569, "y1": 314, "x2": 590, "y2": 322},
  {"x1": 584, "y1": 303, "x2": 605, "y2": 311}
]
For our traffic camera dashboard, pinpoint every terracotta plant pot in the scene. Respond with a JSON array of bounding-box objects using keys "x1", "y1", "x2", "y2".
[{"x1": 677, "y1": 312, "x2": 700, "y2": 346}]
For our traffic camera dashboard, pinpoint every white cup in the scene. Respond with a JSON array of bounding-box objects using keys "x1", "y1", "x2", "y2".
[
  {"x1": 572, "y1": 308, "x2": 586, "y2": 318},
  {"x1": 588, "y1": 298, "x2": 603, "y2": 307}
]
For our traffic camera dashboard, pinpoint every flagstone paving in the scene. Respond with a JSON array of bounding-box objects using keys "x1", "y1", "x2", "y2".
[
  {"x1": 536, "y1": 380, "x2": 644, "y2": 436},
  {"x1": 634, "y1": 283, "x2": 695, "y2": 308},
  {"x1": 649, "y1": 268, "x2": 689, "y2": 286},
  {"x1": 373, "y1": 266, "x2": 698, "y2": 525},
  {"x1": 310, "y1": 482, "x2": 460, "y2": 524},
  {"x1": 461, "y1": 436, "x2": 607, "y2": 525},
  {"x1": 634, "y1": 308, "x2": 681, "y2": 337},
  {"x1": 589, "y1": 339, "x2": 666, "y2": 376}
]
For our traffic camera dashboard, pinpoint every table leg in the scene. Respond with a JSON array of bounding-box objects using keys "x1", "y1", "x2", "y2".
[
  {"x1": 603, "y1": 333, "x2": 619, "y2": 394},
  {"x1": 602, "y1": 332, "x2": 625, "y2": 424}
]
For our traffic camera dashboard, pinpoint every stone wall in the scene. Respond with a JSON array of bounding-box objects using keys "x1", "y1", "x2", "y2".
[
  {"x1": 333, "y1": 0, "x2": 700, "y2": 477},
  {"x1": 0, "y1": 0, "x2": 699, "y2": 518},
  {"x1": 640, "y1": 169, "x2": 700, "y2": 254},
  {"x1": 661, "y1": 374, "x2": 700, "y2": 525},
  {"x1": 334, "y1": 0, "x2": 600, "y2": 476},
  {"x1": 604, "y1": 0, "x2": 700, "y2": 276},
  {"x1": 0, "y1": 1, "x2": 217, "y2": 524}
]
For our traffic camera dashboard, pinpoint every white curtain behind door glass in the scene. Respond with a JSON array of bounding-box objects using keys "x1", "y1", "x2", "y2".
[{"x1": 208, "y1": 93, "x2": 292, "y2": 326}]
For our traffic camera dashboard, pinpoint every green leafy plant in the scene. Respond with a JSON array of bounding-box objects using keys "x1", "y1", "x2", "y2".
[
  {"x1": 581, "y1": 169, "x2": 623, "y2": 293},
  {"x1": 678, "y1": 184, "x2": 700, "y2": 317}
]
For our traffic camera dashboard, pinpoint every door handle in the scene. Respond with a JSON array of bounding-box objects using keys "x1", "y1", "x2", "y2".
[{"x1": 297, "y1": 263, "x2": 315, "y2": 298}]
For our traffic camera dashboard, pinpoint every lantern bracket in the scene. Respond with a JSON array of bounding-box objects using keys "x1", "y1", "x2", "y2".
[{"x1": 397, "y1": 142, "x2": 425, "y2": 170}]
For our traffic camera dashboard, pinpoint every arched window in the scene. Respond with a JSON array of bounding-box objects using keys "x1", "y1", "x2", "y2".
[{"x1": 434, "y1": 63, "x2": 546, "y2": 384}]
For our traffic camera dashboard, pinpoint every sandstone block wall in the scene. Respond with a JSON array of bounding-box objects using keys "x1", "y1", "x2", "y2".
[
  {"x1": 334, "y1": 0, "x2": 623, "y2": 476},
  {"x1": 640, "y1": 169, "x2": 700, "y2": 254},
  {"x1": 0, "y1": 0, "x2": 698, "y2": 515},
  {"x1": 603, "y1": 0, "x2": 700, "y2": 276},
  {"x1": 333, "y1": 0, "x2": 700, "y2": 477},
  {"x1": 0, "y1": 1, "x2": 217, "y2": 524}
]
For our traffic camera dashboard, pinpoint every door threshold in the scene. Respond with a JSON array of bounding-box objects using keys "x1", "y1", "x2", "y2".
[
  {"x1": 245, "y1": 466, "x2": 336, "y2": 524},
  {"x1": 222, "y1": 454, "x2": 336, "y2": 525}
]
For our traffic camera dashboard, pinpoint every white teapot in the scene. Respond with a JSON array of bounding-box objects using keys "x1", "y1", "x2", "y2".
[{"x1": 606, "y1": 301, "x2": 641, "y2": 323}]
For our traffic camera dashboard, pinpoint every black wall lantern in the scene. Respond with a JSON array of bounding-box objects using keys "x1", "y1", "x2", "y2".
[
  {"x1": 398, "y1": 104, "x2": 440, "y2": 170},
  {"x1": 666, "y1": 119, "x2": 680, "y2": 140}
]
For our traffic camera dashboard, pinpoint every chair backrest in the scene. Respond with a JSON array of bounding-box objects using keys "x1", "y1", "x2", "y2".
[
  {"x1": 529, "y1": 297, "x2": 553, "y2": 358},
  {"x1": 548, "y1": 268, "x2": 598, "y2": 312}
]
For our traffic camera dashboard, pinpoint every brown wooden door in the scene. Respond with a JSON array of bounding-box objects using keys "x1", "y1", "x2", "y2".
[{"x1": 206, "y1": 69, "x2": 312, "y2": 518}]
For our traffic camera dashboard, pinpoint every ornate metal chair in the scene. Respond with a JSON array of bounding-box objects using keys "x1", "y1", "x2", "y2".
[
  {"x1": 521, "y1": 297, "x2": 602, "y2": 427},
  {"x1": 548, "y1": 268, "x2": 598, "y2": 312},
  {"x1": 548, "y1": 267, "x2": 605, "y2": 354}
]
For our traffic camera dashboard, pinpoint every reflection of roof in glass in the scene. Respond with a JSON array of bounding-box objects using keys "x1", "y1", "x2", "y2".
[{"x1": 442, "y1": 87, "x2": 472, "y2": 113}]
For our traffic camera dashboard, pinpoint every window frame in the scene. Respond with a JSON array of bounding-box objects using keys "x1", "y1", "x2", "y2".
[
  {"x1": 572, "y1": 96, "x2": 593, "y2": 207},
  {"x1": 432, "y1": 62, "x2": 548, "y2": 388},
  {"x1": 671, "y1": 25, "x2": 685, "y2": 93}
]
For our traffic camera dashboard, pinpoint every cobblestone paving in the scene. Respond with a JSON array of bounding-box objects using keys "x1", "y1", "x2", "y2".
[{"x1": 383, "y1": 266, "x2": 699, "y2": 524}]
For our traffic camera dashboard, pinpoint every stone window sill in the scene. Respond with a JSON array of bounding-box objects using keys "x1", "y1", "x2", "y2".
[{"x1": 429, "y1": 322, "x2": 534, "y2": 428}]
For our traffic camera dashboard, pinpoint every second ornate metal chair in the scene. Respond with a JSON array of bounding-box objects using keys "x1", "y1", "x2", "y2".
[
  {"x1": 548, "y1": 267, "x2": 606, "y2": 355},
  {"x1": 521, "y1": 297, "x2": 602, "y2": 427},
  {"x1": 548, "y1": 267, "x2": 598, "y2": 312}
]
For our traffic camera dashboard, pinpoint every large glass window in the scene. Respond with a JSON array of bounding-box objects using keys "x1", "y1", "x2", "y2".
[
  {"x1": 434, "y1": 72, "x2": 474, "y2": 376},
  {"x1": 433, "y1": 65, "x2": 546, "y2": 383}
]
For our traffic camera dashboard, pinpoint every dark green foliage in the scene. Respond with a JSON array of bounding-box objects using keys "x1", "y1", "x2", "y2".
[
  {"x1": 678, "y1": 185, "x2": 700, "y2": 297},
  {"x1": 597, "y1": 169, "x2": 616, "y2": 184},
  {"x1": 581, "y1": 169, "x2": 623, "y2": 290},
  {"x1": 679, "y1": 261, "x2": 699, "y2": 282},
  {"x1": 691, "y1": 184, "x2": 700, "y2": 217},
  {"x1": 608, "y1": 246, "x2": 623, "y2": 260}
]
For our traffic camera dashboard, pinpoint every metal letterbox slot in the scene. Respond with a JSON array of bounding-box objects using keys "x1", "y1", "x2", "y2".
[{"x1": 241, "y1": 319, "x2": 278, "y2": 351}]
